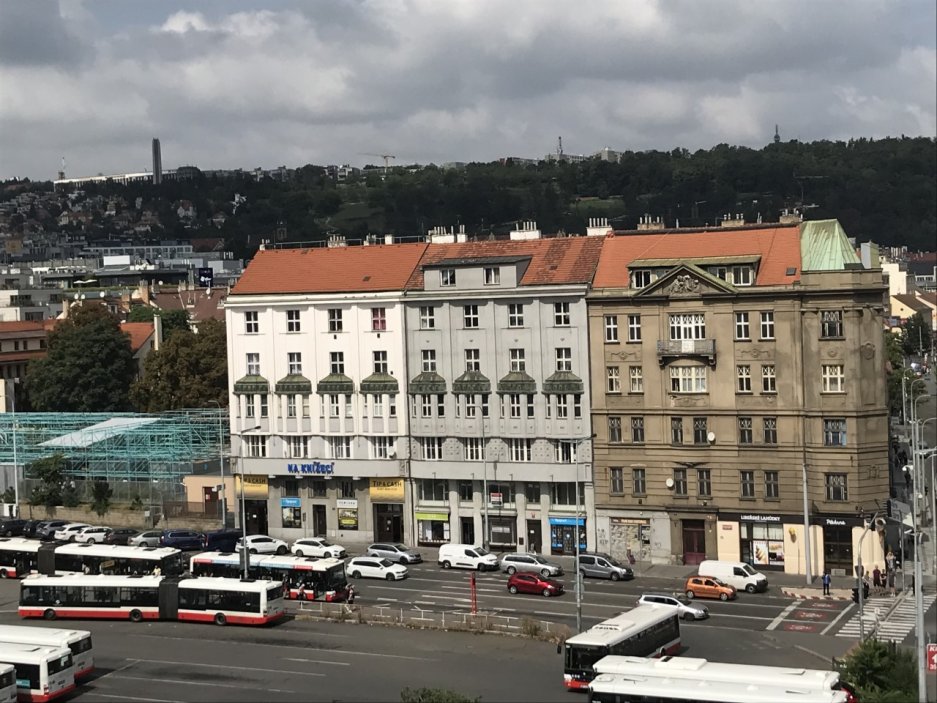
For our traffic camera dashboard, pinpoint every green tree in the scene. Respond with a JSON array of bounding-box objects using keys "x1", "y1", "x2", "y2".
[
  {"x1": 839, "y1": 637, "x2": 917, "y2": 702},
  {"x1": 901, "y1": 312, "x2": 933, "y2": 358},
  {"x1": 61, "y1": 482, "x2": 80, "y2": 508},
  {"x1": 131, "y1": 319, "x2": 228, "y2": 411},
  {"x1": 159, "y1": 309, "x2": 191, "y2": 338},
  {"x1": 128, "y1": 306, "x2": 155, "y2": 322},
  {"x1": 25, "y1": 306, "x2": 136, "y2": 412},
  {"x1": 400, "y1": 688, "x2": 480, "y2": 703},
  {"x1": 26, "y1": 454, "x2": 68, "y2": 508},
  {"x1": 1, "y1": 486, "x2": 15, "y2": 504},
  {"x1": 91, "y1": 481, "x2": 113, "y2": 516}
]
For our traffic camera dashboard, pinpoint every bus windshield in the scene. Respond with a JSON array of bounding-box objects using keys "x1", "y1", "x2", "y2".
[{"x1": 565, "y1": 644, "x2": 605, "y2": 672}]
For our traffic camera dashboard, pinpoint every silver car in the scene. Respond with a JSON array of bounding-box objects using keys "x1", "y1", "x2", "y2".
[
  {"x1": 500, "y1": 553, "x2": 564, "y2": 577},
  {"x1": 128, "y1": 530, "x2": 163, "y2": 548},
  {"x1": 638, "y1": 593, "x2": 709, "y2": 621},
  {"x1": 366, "y1": 542, "x2": 423, "y2": 564}
]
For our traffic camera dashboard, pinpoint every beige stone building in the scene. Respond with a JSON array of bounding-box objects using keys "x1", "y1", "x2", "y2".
[{"x1": 588, "y1": 219, "x2": 889, "y2": 577}]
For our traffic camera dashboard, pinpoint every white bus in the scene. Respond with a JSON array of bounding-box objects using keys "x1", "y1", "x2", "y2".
[
  {"x1": 588, "y1": 657, "x2": 857, "y2": 703},
  {"x1": 562, "y1": 606, "x2": 681, "y2": 691},
  {"x1": 190, "y1": 552, "x2": 350, "y2": 601},
  {"x1": 0, "y1": 539, "x2": 184, "y2": 579},
  {"x1": 0, "y1": 664, "x2": 15, "y2": 703},
  {"x1": 0, "y1": 540, "x2": 41, "y2": 579},
  {"x1": 0, "y1": 626, "x2": 93, "y2": 680},
  {"x1": 19, "y1": 574, "x2": 287, "y2": 627},
  {"x1": 0, "y1": 642, "x2": 75, "y2": 703}
]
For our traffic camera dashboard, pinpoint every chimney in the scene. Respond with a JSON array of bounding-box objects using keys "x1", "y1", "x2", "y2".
[
  {"x1": 586, "y1": 217, "x2": 611, "y2": 237},
  {"x1": 509, "y1": 220, "x2": 541, "y2": 240},
  {"x1": 384, "y1": 234, "x2": 394, "y2": 245},
  {"x1": 779, "y1": 208, "x2": 803, "y2": 225},
  {"x1": 153, "y1": 313, "x2": 163, "y2": 351},
  {"x1": 456, "y1": 224, "x2": 467, "y2": 243},
  {"x1": 428, "y1": 226, "x2": 455, "y2": 244},
  {"x1": 721, "y1": 213, "x2": 746, "y2": 228},
  {"x1": 637, "y1": 215, "x2": 662, "y2": 231},
  {"x1": 327, "y1": 234, "x2": 347, "y2": 248}
]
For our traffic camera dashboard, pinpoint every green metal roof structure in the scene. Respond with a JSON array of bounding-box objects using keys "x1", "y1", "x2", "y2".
[
  {"x1": 800, "y1": 219, "x2": 861, "y2": 271},
  {"x1": 0, "y1": 409, "x2": 227, "y2": 482}
]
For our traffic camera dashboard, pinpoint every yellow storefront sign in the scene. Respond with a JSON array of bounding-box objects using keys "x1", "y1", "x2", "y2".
[
  {"x1": 369, "y1": 478, "x2": 405, "y2": 502},
  {"x1": 235, "y1": 475, "x2": 269, "y2": 499}
]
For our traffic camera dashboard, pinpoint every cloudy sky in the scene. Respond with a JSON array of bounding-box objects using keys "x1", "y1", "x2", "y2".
[{"x1": 1, "y1": 0, "x2": 934, "y2": 181}]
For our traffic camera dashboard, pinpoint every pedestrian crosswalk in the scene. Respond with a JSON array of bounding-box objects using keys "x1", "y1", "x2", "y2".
[{"x1": 836, "y1": 594, "x2": 937, "y2": 641}]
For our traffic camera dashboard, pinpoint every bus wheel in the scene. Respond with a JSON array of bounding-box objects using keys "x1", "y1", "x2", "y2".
[
  {"x1": 214, "y1": 613, "x2": 227, "y2": 626},
  {"x1": 0, "y1": 569, "x2": 7, "y2": 579},
  {"x1": 129, "y1": 609, "x2": 143, "y2": 623},
  {"x1": 43, "y1": 609, "x2": 56, "y2": 620}
]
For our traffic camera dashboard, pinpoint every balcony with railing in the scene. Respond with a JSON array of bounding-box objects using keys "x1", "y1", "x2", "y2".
[{"x1": 656, "y1": 339, "x2": 717, "y2": 366}]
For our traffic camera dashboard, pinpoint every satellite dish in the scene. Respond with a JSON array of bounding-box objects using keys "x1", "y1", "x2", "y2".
[
  {"x1": 665, "y1": 478, "x2": 675, "y2": 489},
  {"x1": 707, "y1": 431, "x2": 716, "y2": 443}
]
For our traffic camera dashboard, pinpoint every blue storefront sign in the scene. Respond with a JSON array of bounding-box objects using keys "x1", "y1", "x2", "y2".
[
  {"x1": 286, "y1": 461, "x2": 335, "y2": 475},
  {"x1": 280, "y1": 497, "x2": 301, "y2": 508},
  {"x1": 549, "y1": 516, "x2": 587, "y2": 554},
  {"x1": 548, "y1": 517, "x2": 585, "y2": 526}
]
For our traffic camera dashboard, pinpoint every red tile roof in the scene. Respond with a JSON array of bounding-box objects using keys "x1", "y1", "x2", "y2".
[
  {"x1": 406, "y1": 237, "x2": 605, "y2": 290},
  {"x1": 0, "y1": 321, "x2": 48, "y2": 333},
  {"x1": 232, "y1": 243, "x2": 430, "y2": 295},
  {"x1": 593, "y1": 225, "x2": 802, "y2": 288},
  {"x1": 121, "y1": 322, "x2": 154, "y2": 352}
]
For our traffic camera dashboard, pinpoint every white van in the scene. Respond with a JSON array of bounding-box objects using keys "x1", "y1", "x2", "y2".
[
  {"x1": 697, "y1": 560, "x2": 768, "y2": 593},
  {"x1": 437, "y1": 544, "x2": 499, "y2": 571}
]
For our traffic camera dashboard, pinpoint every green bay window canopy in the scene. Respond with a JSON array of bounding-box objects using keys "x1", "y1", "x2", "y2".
[
  {"x1": 316, "y1": 373, "x2": 355, "y2": 394},
  {"x1": 274, "y1": 374, "x2": 313, "y2": 394},
  {"x1": 233, "y1": 375, "x2": 269, "y2": 394},
  {"x1": 497, "y1": 371, "x2": 537, "y2": 394},
  {"x1": 452, "y1": 370, "x2": 491, "y2": 395},
  {"x1": 542, "y1": 370, "x2": 584, "y2": 394},
  {"x1": 360, "y1": 372, "x2": 400, "y2": 394},
  {"x1": 409, "y1": 372, "x2": 447, "y2": 394}
]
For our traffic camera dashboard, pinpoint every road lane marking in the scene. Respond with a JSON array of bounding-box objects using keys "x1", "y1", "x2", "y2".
[
  {"x1": 109, "y1": 674, "x2": 301, "y2": 691},
  {"x1": 285, "y1": 658, "x2": 350, "y2": 666},
  {"x1": 92, "y1": 658, "x2": 141, "y2": 680},
  {"x1": 767, "y1": 599, "x2": 802, "y2": 631},
  {"x1": 92, "y1": 693, "x2": 181, "y2": 702},
  {"x1": 821, "y1": 602, "x2": 855, "y2": 636}
]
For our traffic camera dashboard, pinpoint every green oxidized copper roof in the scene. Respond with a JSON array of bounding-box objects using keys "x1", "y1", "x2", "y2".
[
  {"x1": 409, "y1": 372, "x2": 447, "y2": 394},
  {"x1": 233, "y1": 375, "x2": 269, "y2": 394},
  {"x1": 274, "y1": 374, "x2": 312, "y2": 394},
  {"x1": 452, "y1": 370, "x2": 491, "y2": 394},
  {"x1": 497, "y1": 371, "x2": 537, "y2": 393},
  {"x1": 316, "y1": 373, "x2": 355, "y2": 394},
  {"x1": 800, "y1": 219, "x2": 860, "y2": 271},
  {"x1": 542, "y1": 370, "x2": 584, "y2": 394},
  {"x1": 360, "y1": 372, "x2": 400, "y2": 394}
]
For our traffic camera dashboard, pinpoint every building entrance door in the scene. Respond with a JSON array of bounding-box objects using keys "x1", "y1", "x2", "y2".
[
  {"x1": 527, "y1": 519, "x2": 542, "y2": 553},
  {"x1": 245, "y1": 500, "x2": 268, "y2": 535},
  {"x1": 312, "y1": 505, "x2": 327, "y2": 536},
  {"x1": 460, "y1": 517, "x2": 475, "y2": 545},
  {"x1": 373, "y1": 503, "x2": 403, "y2": 542},
  {"x1": 682, "y1": 520, "x2": 706, "y2": 565}
]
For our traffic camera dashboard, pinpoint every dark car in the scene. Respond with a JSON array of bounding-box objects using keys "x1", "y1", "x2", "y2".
[
  {"x1": 0, "y1": 519, "x2": 27, "y2": 537},
  {"x1": 203, "y1": 528, "x2": 243, "y2": 552},
  {"x1": 159, "y1": 529, "x2": 205, "y2": 550},
  {"x1": 22, "y1": 520, "x2": 43, "y2": 539},
  {"x1": 36, "y1": 520, "x2": 70, "y2": 541},
  {"x1": 104, "y1": 528, "x2": 140, "y2": 546},
  {"x1": 507, "y1": 572, "x2": 565, "y2": 597}
]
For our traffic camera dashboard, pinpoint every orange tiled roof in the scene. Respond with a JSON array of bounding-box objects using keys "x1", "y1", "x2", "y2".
[
  {"x1": 593, "y1": 225, "x2": 802, "y2": 288},
  {"x1": 232, "y1": 243, "x2": 430, "y2": 295},
  {"x1": 406, "y1": 237, "x2": 605, "y2": 290},
  {"x1": 0, "y1": 321, "x2": 48, "y2": 333},
  {"x1": 121, "y1": 322, "x2": 154, "y2": 352}
]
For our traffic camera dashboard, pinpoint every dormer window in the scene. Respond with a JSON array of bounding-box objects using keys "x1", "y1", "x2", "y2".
[
  {"x1": 440, "y1": 269, "x2": 456, "y2": 287},
  {"x1": 711, "y1": 266, "x2": 728, "y2": 281},
  {"x1": 631, "y1": 270, "x2": 652, "y2": 289},
  {"x1": 731, "y1": 265, "x2": 753, "y2": 286},
  {"x1": 484, "y1": 267, "x2": 500, "y2": 285}
]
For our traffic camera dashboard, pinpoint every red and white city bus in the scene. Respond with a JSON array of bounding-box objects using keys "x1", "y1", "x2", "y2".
[
  {"x1": 19, "y1": 574, "x2": 286, "y2": 627},
  {"x1": 0, "y1": 539, "x2": 184, "y2": 579},
  {"x1": 0, "y1": 642, "x2": 74, "y2": 703},
  {"x1": 190, "y1": 552, "x2": 350, "y2": 601},
  {"x1": 0, "y1": 626, "x2": 94, "y2": 680},
  {"x1": 562, "y1": 606, "x2": 681, "y2": 691}
]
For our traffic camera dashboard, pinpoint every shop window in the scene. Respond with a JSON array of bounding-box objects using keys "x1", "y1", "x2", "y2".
[
  {"x1": 282, "y1": 507, "x2": 302, "y2": 529},
  {"x1": 488, "y1": 517, "x2": 516, "y2": 547},
  {"x1": 740, "y1": 522, "x2": 785, "y2": 568}
]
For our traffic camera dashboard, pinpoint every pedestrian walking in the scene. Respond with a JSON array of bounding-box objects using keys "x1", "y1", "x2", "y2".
[
  {"x1": 822, "y1": 571, "x2": 831, "y2": 596},
  {"x1": 347, "y1": 584, "x2": 356, "y2": 604},
  {"x1": 888, "y1": 567, "x2": 896, "y2": 596},
  {"x1": 872, "y1": 565, "x2": 882, "y2": 591}
]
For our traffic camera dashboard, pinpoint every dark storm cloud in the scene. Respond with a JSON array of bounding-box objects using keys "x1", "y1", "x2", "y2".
[{"x1": 0, "y1": 0, "x2": 90, "y2": 67}]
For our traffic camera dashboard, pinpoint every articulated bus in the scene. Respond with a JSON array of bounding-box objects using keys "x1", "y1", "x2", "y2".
[
  {"x1": 19, "y1": 574, "x2": 286, "y2": 627},
  {"x1": 190, "y1": 552, "x2": 350, "y2": 601},
  {"x1": 0, "y1": 642, "x2": 74, "y2": 703},
  {"x1": 562, "y1": 606, "x2": 681, "y2": 691},
  {"x1": 0, "y1": 665, "x2": 15, "y2": 703},
  {"x1": 0, "y1": 539, "x2": 184, "y2": 578},
  {"x1": 589, "y1": 674, "x2": 851, "y2": 703},
  {"x1": 0, "y1": 626, "x2": 93, "y2": 680}
]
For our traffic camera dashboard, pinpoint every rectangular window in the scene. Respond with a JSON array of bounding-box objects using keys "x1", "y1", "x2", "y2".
[
  {"x1": 739, "y1": 417, "x2": 753, "y2": 445},
  {"x1": 510, "y1": 439, "x2": 532, "y2": 462},
  {"x1": 340, "y1": 480, "x2": 355, "y2": 499},
  {"x1": 372, "y1": 351, "x2": 388, "y2": 374},
  {"x1": 464, "y1": 349, "x2": 480, "y2": 372},
  {"x1": 328, "y1": 308, "x2": 343, "y2": 333},
  {"x1": 509, "y1": 394, "x2": 521, "y2": 418},
  {"x1": 245, "y1": 311, "x2": 259, "y2": 334},
  {"x1": 671, "y1": 417, "x2": 684, "y2": 445},
  {"x1": 632, "y1": 468, "x2": 647, "y2": 495},
  {"x1": 761, "y1": 365, "x2": 776, "y2": 393},
  {"x1": 554, "y1": 440, "x2": 578, "y2": 464},
  {"x1": 508, "y1": 303, "x2": 524, "y2": 327},
  {"x1": 459, "y1": 481, "x2": 474, "y2": 502},
  {"x1": 421, "y1": 349, "x2": 437, "y2": 373},
  {"x1": 554, "y1": 302, "x2": 571, "y2": 326},
  {"x1": 288, "y1": 352, "x2": 302, "y2": 375},
  {"x1": 421, "y1": 438, "x2": 444, "y2": 460},
  {"x1": 525, "y1": 482, "x2": 540, "y2": 503},
  {"x1": 420, "y1": 394, "x2": 432, "y2": 418},
  {"x1": 606, "y1": 367, "x2": 621, "y2": 393},
  {"x1": 484, "y1": 266, "x2": 500, "y2": 285},
  {"x1": 465, "y1": 438, "x2": 483, "y2": 462},
  {"x1": 418, "y1": 479, "x2": 447, "y2": 501},
  {"x1": 822, "y1": 364, "x2": 845, "y2": 393},
  {"x1": 740, "y1": 470, "x2": 755, "y2": 498},
  {"x1": 260, "y1": 395, "x2": 268, "y2": 418},
  {"x1": 371, "y1": 307, "x2": 387, "y2": 332},
  {"x1": 550, "y1": 483, "x2": 577, "y2": 506},
  {"x1": 555, "y1": 347, "x2": 572, "y2": 372},
  {"x1": 821, "y1": 310, "x2": 844, "y2": 338},
  {"x1": 286, "y1": 395, "x2": 297, "y2": 418},
  {"x1": 440, "y1": 269, "x2": 456, "y2": 287},
  {"x1": 604, "y1": 315, "x2": 619, "y2": 342},
  {"x1": 420, "y1": 306, "x2": 435, "y2": 329},
  {"x1": 693, "y1": 417, "x2": 708, "y2": 445},
  {"x1": 760, "y1": 311, "x2": 775, "y2": 340},
  {"x1": 245, "y1": 396, "x2": 255, "y2": 418},
  {"x1": 509, "y1": 348, "x2": 526, "y2": 372},
  {"x1": 286, "y1": 309, "x2": 301, "y2": 333},
  {"x1": 669, "y1": 313, "x2": 706, "y2": 340},
  {"x1": 763, "y1": 417, "x2": 778, "y2": 444},
  {"x1": 670, "y1": 366, "x2": 707, "y2": 393},
  {"x1": 732, "y1": 265, "x2": 753, "y2": 286},
  {"x1": 463, "y1": 304, "x2": 479, "y2": 328},
  {"x1": 631, "y1": 270, "x2": 652, "y2": 289},
  {"x1": 372, "y1": 394, "x2": 383, "y2": 416},
  {"x1": 735, "y1": 312, "x2": 750, "y2": 340},
  {"x1": 371, "y1": 436, "x2": 391, "y2": 459},
  {"x1": 247, "y1": 435, "x2": 267, "y2": 458},
  {"x1": 698, "y1": 469, "x2": 712, "y2": 497},
  {"x1": 765, "y1": 471, "x2": 779, "y2": 499},
  {"x1": 437, "y1": 394, "x2": 446, "y2": 418},
  {"x1": 628, "y1": 314, "x2": 641, "y2": 342},
  {"x1": 825, "y1": 473, "x2": 848, "y2": 501},
  {"x1": 528, "y1": 394, "x2": 536, "y2": 418},
  {"x1": 673, "y1": 469, "x2": 687, "y2": 496},
  {"x1": 330, "y1": 352, "x2": 344, "y2": 375},
  {"x1": 329, "y1": 394, "x2": 340, "y2": 418},
  {"x1": 287, "y1": 437, "x2": 306, "y2": 458},
  {"x1": 737, "y1": 365, "x2": 752, "y2": 393},
  {"x1": 556, "y1": 395, "x2": 568, "y2": 418},
  {"x1": 608, "y1": 416, "x2": 622, "y2": 443},
  {"x1": 631, "y1": 417, "x2": 645, "y2": 443},
  {"x1": 823, "y1": 418, "x2": 847, "y2": 446},
  {"x1": 246, "y1": 353, "x2": 260, "y2": 376},
  {"x1": 609, "y1": 468, "x2": 624, "y2": 495}
]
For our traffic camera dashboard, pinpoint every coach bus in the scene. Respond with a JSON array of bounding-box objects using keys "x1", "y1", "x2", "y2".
[
  {"x1": 189, "y1": 552, "x2": 350, "y2": 601},
  {"x1": 0, "y1": 664, "x2": 15, "y2": 703},
  {"x1": 562, "y1": 606, "x2": 681, "y2": 691},
  {"x1": 19, "y1": 574, "x2": 286, "y2": 627},
  {"x1": 0, "y1": 540, "x2": 183, "y2": 579},
  {"x1": 0, "y1": 642, "x2": 74, "y2": 703},
  {"x1": 0, "y1": 626, "x2": 93, "y2": 680}
]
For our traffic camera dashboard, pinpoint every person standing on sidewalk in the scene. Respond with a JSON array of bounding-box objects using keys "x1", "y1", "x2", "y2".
[{"x1": 822, "y1": 570, "x2": 831, "y2": 596}]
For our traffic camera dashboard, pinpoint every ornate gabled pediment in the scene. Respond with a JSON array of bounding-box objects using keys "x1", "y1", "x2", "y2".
[{"x1": 635, "y1": 263, "x2": 737, "y2": 298}]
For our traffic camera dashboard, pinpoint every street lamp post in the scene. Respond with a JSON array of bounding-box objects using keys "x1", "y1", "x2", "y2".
[
  {"x1": 239, "y1": 425, "x2": 261, "y2": 580},
  {"x1": 208, "y1": 401, "x2": 227, "y2": 528},
  {"x1": 481, "y1": 420, "x2": 488, "y2": 549},
  {"x1": 911, "y1": 395, "x2": 929, "y2": 703},
  {"x1": 573, "y1": 434, "x2": 595, "y2": 634}
]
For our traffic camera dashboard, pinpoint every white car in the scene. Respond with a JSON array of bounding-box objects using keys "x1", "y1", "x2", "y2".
[
  {"x1": 237, "y1": 534, "x2": 288, "y2": 555},
  {"x1": 53, "y1": 523, "x2": 91, "y2": 542},
  {"x1": 73, "y1": 526, "x2": 112, "y2": 544},
  {"x1": 637, "y1": 593, "x2": 710, "y2": 621},
  {"x1": 346, "y1": 556, "x2": 408, "y2": 581},
  {"x1": 291, "y1": 537, "x2": 347, "y2": 559}
]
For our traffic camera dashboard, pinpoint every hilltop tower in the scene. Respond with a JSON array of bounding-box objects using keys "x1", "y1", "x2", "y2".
[{"x1": 152, "y1": 138, "x2": 162, "y2": 185}]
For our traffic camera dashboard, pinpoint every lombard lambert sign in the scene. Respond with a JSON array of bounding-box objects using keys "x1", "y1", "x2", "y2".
[
  {"x1": 286, "y1": 461, "x2": 335, "y2": 475},
  {"x1": 740, "y1": 514, "x2": 782, "y2": 523}
]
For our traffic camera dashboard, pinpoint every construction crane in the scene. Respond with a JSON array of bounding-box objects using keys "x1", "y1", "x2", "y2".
[{"x1": 359, "y1": 153, "x2": 396, "y2": 173}]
